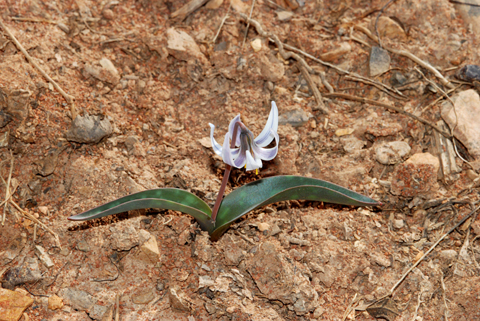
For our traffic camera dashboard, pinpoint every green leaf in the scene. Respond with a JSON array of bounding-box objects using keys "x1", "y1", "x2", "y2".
[
  {"x1": 209, "y1": 175, "x2": 380, "y2": 240},
  {"x1": 67, "y1": 188, "x2": 213, "y2": 231}
]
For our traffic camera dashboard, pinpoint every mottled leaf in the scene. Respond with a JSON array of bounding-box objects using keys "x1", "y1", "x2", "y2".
[
  {"x1": 67, "y1": 188, "x2": 213, "y2": 230},
  {"x1": 209, "y1": 176, "x2": 380, "y2": 239}
]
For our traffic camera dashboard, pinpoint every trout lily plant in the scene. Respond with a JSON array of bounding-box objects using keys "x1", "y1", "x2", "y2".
[{"x1": 69, "y1": 101, "x2": 380, "y2": 240}]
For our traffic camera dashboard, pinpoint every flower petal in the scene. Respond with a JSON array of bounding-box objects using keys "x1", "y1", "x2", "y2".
[
  {"x1": 245, "y1": 150, "x2": 263, "y2": 171},
  {"x1": 228, "y1": 114, "x2": 242, "y2": 147},
  {"x1": 221, "y1": 132, "x2": 235, "y2": 167},
  {"x1": 252, "y1": 129, "x2": 279, "y2": 161},
  {"x1": 233, "y1": 148, "x2": 247, "y2": 168},
  {"x1": 209, "y1": 123, "x2": 223, "y2": 156},
  {"x1": 254, "y1": 101, "x2": 278, "y2": 147}
]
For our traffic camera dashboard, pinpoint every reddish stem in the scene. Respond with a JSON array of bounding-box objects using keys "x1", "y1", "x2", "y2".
[{"x1": 210, "y1": 122, "x2": 241, "y2": 224}]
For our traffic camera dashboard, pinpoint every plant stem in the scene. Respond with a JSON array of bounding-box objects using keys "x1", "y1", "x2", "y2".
[{"x1": 211, "y1": 122, "x2": 241, "y2": 223}]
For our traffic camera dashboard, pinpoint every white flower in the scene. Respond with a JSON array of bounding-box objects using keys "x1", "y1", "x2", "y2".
[{"x1": 209, "y1": 101, "x2": 279, "y2": 172}]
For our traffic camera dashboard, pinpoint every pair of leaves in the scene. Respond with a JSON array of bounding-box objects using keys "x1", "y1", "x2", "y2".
[{"x1": 68, "y1": 176, "x2": 380, "y2": 240}]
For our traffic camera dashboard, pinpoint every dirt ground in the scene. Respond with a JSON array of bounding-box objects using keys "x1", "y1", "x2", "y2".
[{"x1": 1, "y1": 0, "x2": 480, "y2": 320}]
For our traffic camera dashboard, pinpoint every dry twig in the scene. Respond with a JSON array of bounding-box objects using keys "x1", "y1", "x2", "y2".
[
  {"x1": 323, "y1": 93, "x2": 452, "y2": 138},
  {"x1": 344, "y1": 75, "x2": 407, "y2": 100},
  {"x1": 238, "y1": 13, "x2": 329, "y2": 114},
  {"x1": 298, "y1": 63, "x2": 326, "y2": 111},
  {"x1": 2, "y1": 151, "x2": 14, "y2": 225},
  {"x1": 241, "y1": 0, "x2": 257, "y2": 48},
  {"x1": 0, "y1": 18, "x2": 77, "y2": 119},
  {"x1": 115, "y1": 293, "x2": 120, "y2": 321},
  {"x1": 171, "y1": 0, "x2": 209, "y2": 20},
  {"x1": 11, "y1": 17, "x2": 57, "y2": 24},
  {"x1": 440, "y1": 270, "x2": 449, "y2": 321},
  {"x1": 212, "y1": 3, "x2": 232, "y2": 44}
]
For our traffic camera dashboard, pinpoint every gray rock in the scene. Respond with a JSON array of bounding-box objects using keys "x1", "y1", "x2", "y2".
[
  {"x1": 278, "y1": 109, "x2": 312, "y2": 127},
  {"x1": 66, "y1": 114, "x2": 113, "y2": 144},
  {"x1": 1, "y1": 258, "x2": 42, "y2": 290},
  {"x1": 59, "y1": 288, "x2": 96, "y2": 311},
  {"x1": 369, "y1": 46, "x2": 391, "y2": 77},
  {"x1": 35, "y1": 245, "x2": 54, "y2": 268},
  {"x1": 456, "y1": 64, "x2": 480, "y2": 82},
  {"x1": 375, "y1": 141, "x2": 411, "y2": 165}
]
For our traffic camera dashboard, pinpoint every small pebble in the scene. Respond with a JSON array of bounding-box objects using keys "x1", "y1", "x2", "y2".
[
  {"x1": 251, "y1": 38, "x2": 262, "y2": 52},
  {"x1": 456, "y1": 64, "x2": 480, "y2": 82},
  {"x1": 102, "y1": 9, "x2": 115, "y2": 20}
]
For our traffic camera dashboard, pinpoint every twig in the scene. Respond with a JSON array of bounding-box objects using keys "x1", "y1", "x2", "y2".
[
  {"x1": 171, "y1": 0, "x2": 209, "y2": 20},
  {"x1": 212, "y1": 3, "x2": 232, "y2": 44},
  {"x1": 354, "y1": 24, "x2": 455, "y2": 89},
  {"x1": 411, "y1": 291, "x2": 424, "y2": 321},
  {"x1": 440, "y1": 270, "x2": 449, "y2": 321},
  {"x1": 11, "y1": 17, "x2": 57, "y2": 24},
  {"x1": 319, "y1": 71, "x2": 334, "y2": 93},
  {"x1": 238, "y1": 13, "x2": 329, "y2": 114},
  {"x1": 2, "y1": 151, "x2": 14, "y2": 225},
  {"x1": 344, "y1": 75, "x2": 407, "y2": 100},
  {"x1": 241, "y1": 0, "x2": 257, "y2": 49},
  {"x1": 323, "y1": 93, "x2": 452, "y2": 139},
  {"x1": 115, "y1": 293, "x2": 120, "y2": 321},
  {"x1": 348, "y1": 26, "x2": 371, "y2": 48},
  {"x1": 387, "y1": 205, "x2": 480, "y2": 297},
  {"x1": 298, "y1": 63, "x2": 328, "y2": 112},
  {"x1": 0, "y1": 18, "x2": 77, "y2": 119}
]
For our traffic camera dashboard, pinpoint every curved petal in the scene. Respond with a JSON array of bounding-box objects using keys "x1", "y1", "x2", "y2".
[
  {"x1": 221, "y1": 132, "x2": 235, "y2": 167},
  {"x1": 228, "y1": 114, "x2": 242, "y2": 147},
  {"x1": 233, "y1": 148, "x2": 247, "y2": 168},
  {"x1": 230, "y1": 147, "x2": 240, "y2": 158},
  {"x1": 254, "y1": 101, "x2": 278, "y2": 147},
  {"x1": 245, "y1": 150, "x2": 263, "y2": 171},
  {"x1": 209, "y1": 123, "x2": 223, "y2": 156},
  {"x1": 252, "y1": 129, "x2": 279, "y2": 161}
]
